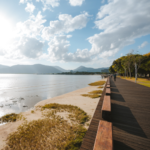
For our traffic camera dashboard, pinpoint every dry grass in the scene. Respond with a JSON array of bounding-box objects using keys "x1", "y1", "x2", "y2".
[
  {"x1": 31, "y1": 110, "x2": 34, "y2": 113},
  {"x1": 0, "y1": 113, "x2": 18, "y2": 123},
  {"x1": 4, "y1": 118, "x2": 86, "y2": 150},
  {"x1": 118, "y1": 76, "x2": 150, "y2": 88},
  {"x1": 89, "y1": 90, "x2": 103, "y2": 94},
  {"x1": 98, "y1": 86, "x2": 103, "y2": 88},
  {"x1": 81, "y1": 90, "x2": 102, "y2": 99},
  {"x1": 3, "y1": 103, "x2": 89, "y2": 150},
  {"x1": 88, "y1": 81, "x2": 106, "y2": 86},
  {"x1": 81, "y1": 94, "x2": 101, "y2": 98},
  {"x1": 42, "y1": 103, "x2": 89, "y2": 124}
]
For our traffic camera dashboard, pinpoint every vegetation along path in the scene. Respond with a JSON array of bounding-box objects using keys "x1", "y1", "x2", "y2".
[{"x1": 80, "y1": 77, "x2": 150, "y2": 150}]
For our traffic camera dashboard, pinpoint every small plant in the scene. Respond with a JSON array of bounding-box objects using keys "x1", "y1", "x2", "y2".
[
  {"x1": 89, "y1": 81, "x2": 106, "y2": 86},
  {"x1": 0, "y1": 113, "x2": 18, "y2": 123},
  {"x1": 31, "y1": 110, "x2": 34, "y2": 113}
]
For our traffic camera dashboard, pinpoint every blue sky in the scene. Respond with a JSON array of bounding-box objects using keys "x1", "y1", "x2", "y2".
[{"x1": 0, "y1": 0, "x2": 150, "y2": 69}]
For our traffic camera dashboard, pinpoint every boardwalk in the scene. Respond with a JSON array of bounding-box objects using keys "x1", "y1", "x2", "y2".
[{"x1": 80, "y1": 77, "x2": 150, "y2": 150}]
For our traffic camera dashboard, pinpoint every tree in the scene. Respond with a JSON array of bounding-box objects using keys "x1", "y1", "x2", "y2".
[
  {"x1": 121, "y1": 57, "x2": 128, "y2": 78},
  {"x1": 123, "y1": 53, "x2": 133, "y2": 78},
  {"x1": 109, "y1": 65, "x2": 115, "y2": 73},
  {"x1": 131, "y1": 54, "x2": 143, "y2": 80},
  {"x1": 140, "y1": 52, "x2": 150, "y2": 77},
  {"x1": 112, "y1": 57, "x2": 124, "y2": 75}
]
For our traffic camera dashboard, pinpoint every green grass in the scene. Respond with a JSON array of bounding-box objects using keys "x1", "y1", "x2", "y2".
[{"x1": 3, "y1": 103, "x2": 89, "y2": 150}]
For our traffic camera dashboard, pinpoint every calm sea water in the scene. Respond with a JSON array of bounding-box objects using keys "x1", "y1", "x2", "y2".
[{"x1": 0, "y1": 74, "x2": 102, "y2": 117}]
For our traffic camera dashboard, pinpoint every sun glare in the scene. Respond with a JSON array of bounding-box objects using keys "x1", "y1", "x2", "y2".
[{"x1": 0, "y1": 14, "x2": 14, "y2": 48}]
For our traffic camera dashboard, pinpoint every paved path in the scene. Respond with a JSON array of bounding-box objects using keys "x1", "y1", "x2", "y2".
[{"x1": 80, "y1": 77, "x2": 150, "y2": 150}]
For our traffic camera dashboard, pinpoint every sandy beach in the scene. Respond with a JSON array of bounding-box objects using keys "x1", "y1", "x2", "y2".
[{"x1": 0, "y1": 78, "x2": 106, "y2": 149}]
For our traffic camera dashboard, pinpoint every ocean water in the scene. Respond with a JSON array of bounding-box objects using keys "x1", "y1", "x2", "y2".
[{"x1": 0, "y1": 74, "x2": 102, "y2": 117}]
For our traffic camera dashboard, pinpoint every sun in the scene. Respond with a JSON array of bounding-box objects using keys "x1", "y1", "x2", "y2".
[{"x1": 0, "y1": 14, "x2": 14, "y2": 48}]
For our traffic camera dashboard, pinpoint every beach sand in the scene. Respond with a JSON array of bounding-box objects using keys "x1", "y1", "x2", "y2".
[{"x1": 0, "y1": 78, "x2": 106, "y2": 149}]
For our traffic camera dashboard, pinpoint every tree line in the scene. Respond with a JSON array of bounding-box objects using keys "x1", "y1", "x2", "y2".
[
  {"x1": 57, "y1": 71, "x2": 109, "y2": 75},
  {"x1": 109, "y1": 52, "x2": 150, "y2": 78}
]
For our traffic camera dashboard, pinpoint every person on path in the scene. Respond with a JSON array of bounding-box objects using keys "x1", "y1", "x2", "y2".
[{"x1": 114, "y1": 73, "x2": 116, "y2": 81}]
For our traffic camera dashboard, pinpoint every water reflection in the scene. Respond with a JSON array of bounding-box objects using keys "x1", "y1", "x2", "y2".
[{"x1": 0, "y1": 74, "x2": 101, "y2": 117}]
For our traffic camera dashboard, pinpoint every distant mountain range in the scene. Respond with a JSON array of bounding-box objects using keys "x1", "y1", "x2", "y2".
[
  {"x1": 0, "y1": 64, "x2": 109, "y2": 74},
  {"x1": 73, "y1": 66, "x2": 109, "y2": 73}
]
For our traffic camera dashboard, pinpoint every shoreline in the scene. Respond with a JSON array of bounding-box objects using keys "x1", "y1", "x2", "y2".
[{"x1": 0, "y1": 78, "x2": 106, "y2": 149}]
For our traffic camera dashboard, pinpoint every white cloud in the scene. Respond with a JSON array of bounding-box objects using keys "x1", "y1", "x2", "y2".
[
  {"x1": 16, "y1": 11, "x2": 46, "y2": 37},
  {"x1": 19, "y1": 0, "x2": 27, "y2": 3},
  {"x1": 42, "y1": 12, "x2": 89, "y2": 40},
  {"x1": 25, "y1": 3, "x2": 35, "y2": 13},
  {"x1": 138, "y1": 41, "x2": 148, "y2": 49},
  {"x1": 0, "y1": 37, "x2": 44, "y2": 59},
  {"x1": 19, "y1": 0, "x2": 31, "y2": 3},
  {"x1": 43, "y1": 0, "x2": 150, "y2": 63},
  {"x1": 0, "y1": 48, "x2": 5, "y2": 56},
  {"x1": 47, "y1": 35, "x2": 70, "y2": 61},
  {"x1": 0, "y1": 11, "x2": 46, "y2": 59},
  {"x1": 69, "y1": 0, "x2": 85, "y2": 6},
  {"x1": 18, "y1": 37, "x2": 44, "y2": 58},
  {"x1": 44, "y1": 35, "x2": 91, "y2": 62},
  {"x1": 37, "y1": 0, "x2": 60, "y2": 11},
  {"x1": 5, "y1": 0, "x2": 150, "y2": 64},
  {"x1": 87, "y1": 0, "x2": 150, "y2": 57}
]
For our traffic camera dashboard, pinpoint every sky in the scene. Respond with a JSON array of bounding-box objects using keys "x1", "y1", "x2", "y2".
[{"x1": 0, "y1": 0, "x2": 150, "y2": 70}]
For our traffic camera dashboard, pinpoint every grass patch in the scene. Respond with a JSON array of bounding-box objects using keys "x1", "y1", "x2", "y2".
[
  {"x1": 139, "y1": 83, "x2": 150, "y2": 87},
  {"x1": 81, "y1": 90, "x2": 102, "y2": 99},
  {"x1": 81, "y1": 94, "x2": 101, "y2": 99},
  {"x1": 89, "y1": 81, "x2": 106, "y2": 86},
  {"x1": 3, "y1": 104, "x2": 89, "y2": 150},
  {"x1": 118, "y1": 76, "x2": 150, "y2": 88},
  {"x1": 0, "y1": 113, "x2": 18, "y2": 123},
  {"x1": 42, "y1": 103, "x2": 90, "y2": 124},
  {"x1": 89, "y1": 90, "x2": 103, "y2": 94},
  {"x1": 98, "y1": 86, "x2": 103, "y2": 88},
  {"x1": 4, "y1": 118, "x2": 87, "y2": 150}
]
